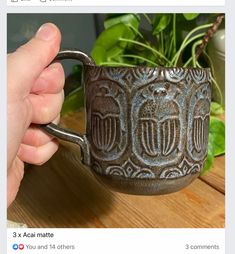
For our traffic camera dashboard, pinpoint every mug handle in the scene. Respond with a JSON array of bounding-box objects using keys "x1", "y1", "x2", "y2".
[{"x1": 40, "y1": 49, "x2": 95, "y2": 166}]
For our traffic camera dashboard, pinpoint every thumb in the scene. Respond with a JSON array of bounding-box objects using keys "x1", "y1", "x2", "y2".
[{"x1": 8, "y1": 23, "x2": 61, "y2": 97}]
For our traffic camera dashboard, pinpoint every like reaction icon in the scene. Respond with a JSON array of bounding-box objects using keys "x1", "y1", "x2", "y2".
[{"x1": 12, "y1": 244, "x2": 18, "y2": 250}]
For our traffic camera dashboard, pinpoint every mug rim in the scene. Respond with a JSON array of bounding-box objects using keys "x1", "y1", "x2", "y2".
[{"x1": 83, "y1": 65, "x2": 211, "y2": 72}]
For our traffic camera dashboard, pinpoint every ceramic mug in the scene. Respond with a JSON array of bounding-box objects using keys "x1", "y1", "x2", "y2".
[{"x1": 41, "y1": 49, "x2": 211, "y2": 195}]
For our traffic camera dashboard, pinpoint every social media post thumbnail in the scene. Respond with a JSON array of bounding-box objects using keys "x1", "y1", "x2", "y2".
[{"x1": 7, "y1": 13, "x2": 225, "y2": 228}]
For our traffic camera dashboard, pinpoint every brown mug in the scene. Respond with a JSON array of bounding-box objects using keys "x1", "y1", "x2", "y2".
[{"x1": 41, "y1": 49, "x2": 211, "y2": 195}]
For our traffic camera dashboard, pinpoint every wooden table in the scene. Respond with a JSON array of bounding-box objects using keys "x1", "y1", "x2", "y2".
[{"x1": 8, "y1": 110, "x2": 225, "y2": 228}]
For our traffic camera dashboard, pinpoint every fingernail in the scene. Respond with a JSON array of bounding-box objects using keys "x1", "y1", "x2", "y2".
[{"x1": 35, "y1": 23, "x2": 57, "y2": 41}]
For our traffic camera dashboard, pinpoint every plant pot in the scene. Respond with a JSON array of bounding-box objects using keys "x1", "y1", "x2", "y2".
[{"x1": 207, "y1": 29, "x2": 225, "y2": 107}]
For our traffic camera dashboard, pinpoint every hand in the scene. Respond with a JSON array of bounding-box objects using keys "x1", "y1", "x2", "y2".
[{"x1": 7, "y1": 23, "x2": 65, "y2": 207}]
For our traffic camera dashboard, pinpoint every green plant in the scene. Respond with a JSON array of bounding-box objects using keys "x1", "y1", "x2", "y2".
[
  {"x1": 61, "y1": 65, "x2": 84, "y2": 116},
  {"x1": 202, "y1": 102, "x2": 225, "y2": 174},
  {"x1": 91, "y1": 14, "x2": 224, "y2": 102}
]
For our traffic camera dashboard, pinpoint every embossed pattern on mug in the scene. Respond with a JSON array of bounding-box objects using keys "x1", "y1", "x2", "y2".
[{"x1": 85, "y1": 66, "x2": 211, "y2": 183}]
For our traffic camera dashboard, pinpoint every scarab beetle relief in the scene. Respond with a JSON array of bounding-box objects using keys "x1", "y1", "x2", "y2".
[
  {"x1": 132, "y1": 83, "x2": 184, "y2": 167},
  {"x1": 138, "y1": 88, "x2": 180, "y2": 157},
  {"x1": 87, "y1": 80, "x2": 128, "y2": 161},
  {"x1": 187, "y1": 83, "x2": 211, "y2": 161},
  {"x1": 91, "y1": 86, "x2": 121, "y2": 153}
]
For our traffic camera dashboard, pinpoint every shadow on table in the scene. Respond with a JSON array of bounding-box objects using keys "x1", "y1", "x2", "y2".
[{"x1": 9, "y1": 143, "x2": 114, "y2": 228}]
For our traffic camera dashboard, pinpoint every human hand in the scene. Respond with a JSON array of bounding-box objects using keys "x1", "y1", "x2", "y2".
[{"x1": 7, "y1": 23, "x2": 65, "y2": 207}]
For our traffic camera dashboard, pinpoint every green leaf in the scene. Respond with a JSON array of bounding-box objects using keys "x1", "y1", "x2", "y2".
[
  {"x1": 209, "y1": 117, "x2": 225, "y2": 156},
  {"x1": 61, "y1": 87, "x2": 84, "y2": 116},
  {"x1": 183, "y1": 13, "x2": 200, "y2": 21},
  {"x1": 104, "y1": 14, "x2": 140, "y2": 30},
  {"x1": 202, "y1": 116, "x2": 225, "y2": 174},
  {"x1": 91, "y1": 23, "x2": 136, "y2": 65},
  {"x1": 152, "y1": 14, "x2": 172, "y2": 35},
  {"x1": 210, "y1": 102, "x2": 224, "y2": 116},
  {"x1": 201, "y1": 148, "x2": 214, "y2": 175},
  {"x1": 91, "y1": 45, "x2": 109, "y2": 65},
  {"x1": 72, "y1": 64, "x2": 82, "y2": 75}
]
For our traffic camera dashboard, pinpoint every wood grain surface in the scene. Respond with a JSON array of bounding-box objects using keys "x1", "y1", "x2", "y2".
[{"x1": 8, "y1": 110, "x2": 225, "y2": 228}]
